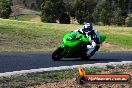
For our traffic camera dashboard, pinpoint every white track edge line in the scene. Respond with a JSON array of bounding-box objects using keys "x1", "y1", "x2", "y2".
[{"x1": 0, "y1": 61, "x2": 132, "y2": 77}]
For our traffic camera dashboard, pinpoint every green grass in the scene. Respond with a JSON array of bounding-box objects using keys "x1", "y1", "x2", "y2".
[
  {"x1": 9, "y1": 14, "x2": 40, "y2": 21},
  {"x1": 0, "y1": 70, "x2": 74, "y2": 87},
  {"x1": 0, "y1": 19, "x2": 132, "y2": 52},
  {"x1": 0, "y1": 68, "x2": 103, "y2": 88},
  {"x1": 96, "y1": 26, "x2": 132, "y2": 48}
]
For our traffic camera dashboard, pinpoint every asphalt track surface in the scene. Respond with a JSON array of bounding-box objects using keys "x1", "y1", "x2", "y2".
[{"x1": 0, "y1": 52, "x2": 132, "y2": 73}]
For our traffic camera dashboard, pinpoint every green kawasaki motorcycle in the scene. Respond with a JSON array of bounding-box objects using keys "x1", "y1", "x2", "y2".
[{"x1": 52, "y1": 31, "x2": 106, "y2": 61}]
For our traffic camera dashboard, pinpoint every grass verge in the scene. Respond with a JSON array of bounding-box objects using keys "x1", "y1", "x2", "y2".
[
  {"x1": 9, "y1": 14, "x2": 40, "y2": 21},
  {"x1": 0, "y1": 63, "x2": 131, "y2": 88},
  {"x1": 0, "y1": 19, "x2": 132, "y2": 52}
]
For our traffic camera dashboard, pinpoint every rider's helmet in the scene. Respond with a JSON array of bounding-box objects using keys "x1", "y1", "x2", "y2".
[{"x1": 83, "y1": 23, "x2": 93, "y2": 33}]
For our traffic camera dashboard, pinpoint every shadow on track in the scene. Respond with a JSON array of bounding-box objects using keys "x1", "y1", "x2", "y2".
[{"x1": 60, "y1": 58, "x2": 121, "y2": 62}]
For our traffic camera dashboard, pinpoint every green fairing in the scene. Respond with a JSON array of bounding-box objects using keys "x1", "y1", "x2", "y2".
[
  {"x1": 99, "y1": 34, "x2": 106, "y2": 43},
  {"x1": 53, "y1": 31, "x2": 106, "y2": 59},
  {"x1": 61, "y1": 32, "x2": 89, "y2": 48}
]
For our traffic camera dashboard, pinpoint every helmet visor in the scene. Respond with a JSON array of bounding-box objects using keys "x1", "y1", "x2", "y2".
[{"x1": 83, "y1": 28, "x2": 92, "y2": 32}]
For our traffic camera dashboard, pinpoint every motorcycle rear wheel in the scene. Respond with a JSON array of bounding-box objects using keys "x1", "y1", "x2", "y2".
[{"x1": 81, "y1": 45, "x2": 100, "y2": 60}]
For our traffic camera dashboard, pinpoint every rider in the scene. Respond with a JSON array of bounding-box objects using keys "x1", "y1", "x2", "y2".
[{"x1": 74, "y1": 23, "x2": 99, "y2": 57}]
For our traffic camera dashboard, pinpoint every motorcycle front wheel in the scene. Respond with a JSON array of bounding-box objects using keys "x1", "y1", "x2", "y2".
[{"x1": 52, "y1": 47, "x2": 64, "y2": 61}]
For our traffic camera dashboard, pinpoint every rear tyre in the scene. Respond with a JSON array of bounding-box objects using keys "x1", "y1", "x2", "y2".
[
  {"x1": 81, "y1": 45, "x2": 100, "y2": 60},
  {"x1": 88, "y1": 45, "x2": 100, "y2": 57},
  {"x1": 52, "y1": 47, "x2": 64, "y2": 61},
  {"x1": 81, "y1": 53, "x2": 90, "y2": 60}
]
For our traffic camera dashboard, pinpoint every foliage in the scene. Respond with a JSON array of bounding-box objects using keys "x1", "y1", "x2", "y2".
[
  {"x1": 40, "y1": 0, "x2": 129, "y2": 25},
  {"x1": 99, "y1": 8, "x2": 109, "y2": 25},
  {"x1": 0, "y1": 0, "x2": 11, "y2": 19},
  {"x1": 111, "y1": 8, "x2": 125, "y2": 25},
  {"x1": 110, "y1": 0, "x2": 128, "y2": 25},
  {"x1": 59, "y1": 13, "x2": 70, "y2": 24},
  {"x1": 41, "y1": 0, "x2": 56, "y2": 23},
  {"x1": 41, "y1": 0, "x2": 65, "y2": 23},
  {"x1": 92, "y1": 9, "x2": 100, "y2": 24},
  {"x1": 64, "y1": 0, "x2": 76, "y2": 18},
  {"x1": 92, "y1": 0, "x2": 110, "y2": 25},
  {"x1": 125, "y1": 15, "x2": 132, "y2": 27},
  {"x1": 75, "y1": 0, "x2": 97, "y2": 24},
  {"x1": 92, "y1": 0, "x2": 128, "y2": 25}
]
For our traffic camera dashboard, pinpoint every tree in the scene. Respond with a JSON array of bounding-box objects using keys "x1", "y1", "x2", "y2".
[
  {"x1": 36, "y1": 0, "x2": 43, "y2": 10},
  {"x1": 59, "y1": 13, "x2": 70, "y2": 24},
  {"x1": 75, "y1": 0, "x2": 97, "y2": 24},
  {"x1": 64, "y1": 0, "x2": 76, "y2": 18},
  {"x1": 108, "y1": 0, "x2": 128, "y2": 25},
  {"x1": 0, "y1": 0, "x2": 11, "y2": 19},
  {"x1": 116, "y1": 0, "x2": 128, "y2": 25},
  {"x1": 125, "y1": 15, "x2": 132, "y2": 27},
  {"x1": 41, "y1": 0, "x2": 57, "y2": 23},
  {"x1": 41, "y1": 0, "x2": 66, "y2": 23},
  {"x1": 94, "y1": 0, "x2": 111, "y2": 25},
  {"x1": 111, "y1": 8, "x2": 124, "y2": 25},
  {"x1": 92, "y1": 9, "x2": 99, "y2": 24},
  {"x1": 30, "y1": 3, "x2": 37, "y2": 10},
  {"x1": 99, "y1": 8, "x2": 109, "y2": 25}
]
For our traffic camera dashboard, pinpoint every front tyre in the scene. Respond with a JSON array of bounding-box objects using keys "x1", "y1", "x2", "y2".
[{"x1": 52, "y1": 47, "x2": 64, "y2": 61}]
